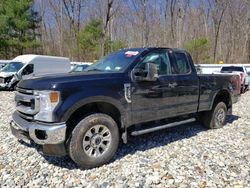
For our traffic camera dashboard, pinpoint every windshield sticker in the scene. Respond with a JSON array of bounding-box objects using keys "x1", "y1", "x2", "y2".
[{"x1": 125, "y1": 51, "x2": 139, "y2": 57}]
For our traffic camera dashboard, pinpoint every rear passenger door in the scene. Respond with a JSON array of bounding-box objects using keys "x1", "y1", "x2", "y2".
[{"x1": 170, "y1": 52, "x2": 199, "y2": 115}]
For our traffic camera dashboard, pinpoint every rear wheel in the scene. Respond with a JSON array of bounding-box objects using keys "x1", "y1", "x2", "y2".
[
  {"x1": 244, "y1": 84, "x2": 249, "y2": 92},
  {"x1": 68, "y1": 113, "x2": 119, "y2": 168},
  {"x1": 241, "y1": 86, "x2": 244, "y2": 94},
  {"x1": 241, "y1": 81, "x2": 245, "y2": 93},
  {"x1": 199, "y1": 102, "x2": 227, "y2": 129}
]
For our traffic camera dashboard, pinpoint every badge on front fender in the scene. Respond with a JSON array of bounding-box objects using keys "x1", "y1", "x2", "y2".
[{"x1": 124, "y1": 83, "x2": 131, "y2": 103}]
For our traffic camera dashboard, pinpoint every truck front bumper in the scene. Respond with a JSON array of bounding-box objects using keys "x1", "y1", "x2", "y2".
[{"x1": 10, "y1": 111, "x2": 67, "y2": 156}]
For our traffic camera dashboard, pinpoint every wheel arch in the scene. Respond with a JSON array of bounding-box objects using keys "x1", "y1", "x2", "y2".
[
  {"x1": 64, "y1": 96, "x2": 127, "y2": 139},
  {"x1": 210, "y1": 89, "x2": 232, "y2": 111}
]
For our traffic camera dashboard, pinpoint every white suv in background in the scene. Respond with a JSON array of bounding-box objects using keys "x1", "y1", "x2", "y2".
[{"x1": 220, "y1": 65, "x2": 250, "y2": 93}]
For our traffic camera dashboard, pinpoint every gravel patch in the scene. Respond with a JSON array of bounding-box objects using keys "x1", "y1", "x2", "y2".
[{"x1": 0, "y1": 91, "x2": 250, "y2": 187}]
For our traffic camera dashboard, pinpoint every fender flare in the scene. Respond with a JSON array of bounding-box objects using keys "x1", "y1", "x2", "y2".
[
  {"x1": 61, "y1": 95, "x2": 127, "y2": 123},
  {"x1": 209, "y1": 89, "x2": 232, "y2": 110}
]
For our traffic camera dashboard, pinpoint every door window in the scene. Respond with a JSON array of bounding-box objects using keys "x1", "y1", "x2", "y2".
[
  {"x1": 172, "y1": 53, "x2": 191, "y2": 74},
  {"x1": 22, "y1": 64, "x2": 34, "y2": 76},
  {"x1": 137, "y1": 51, "x2": 172, "y2": 75}
]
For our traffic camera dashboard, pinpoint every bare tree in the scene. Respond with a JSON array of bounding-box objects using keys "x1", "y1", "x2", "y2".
[
  {"x1": 32, "y1": 0, "x2": 250, "y2": 63},
  {"x1": 245, "y1": 0, "x2": 250, "y2": 62},
  {"x1": 209, "y1": 0, "x2": 228, "y2": 63},
  {"x1": 62, "y1": 0, "x2": 85, "y2": 60},
  {"x1": 102, "y1": 0, "x2": 114, "y2": 55},
  {"x1": 170, "y1": 0, "x2": 177, "y2": 45},
  {"x1": 129, "y1": 0, "x2": 149, "y2": 47}
]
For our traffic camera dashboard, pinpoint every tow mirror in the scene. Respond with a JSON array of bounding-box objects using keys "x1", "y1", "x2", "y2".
[{"x1": 133, "y1": 62, "x2": 158, "y2": 82}]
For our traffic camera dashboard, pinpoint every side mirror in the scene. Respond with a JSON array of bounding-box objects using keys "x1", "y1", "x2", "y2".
[{"x1": 133, "y1": 62, "x2": 158, "y2": 82}]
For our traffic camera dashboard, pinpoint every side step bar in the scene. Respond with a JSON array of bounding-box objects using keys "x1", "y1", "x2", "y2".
[{"x1": 131, "y1": 118, "x2": 196, "y2": 136}]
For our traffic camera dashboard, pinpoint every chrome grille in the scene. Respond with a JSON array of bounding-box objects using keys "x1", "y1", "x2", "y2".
[
  {"x1": 16, "y1": 87, "x2": 33, "y2": 94},
  {"x1": 15, "y1": 88, "x2": 40, "y2": 116}
]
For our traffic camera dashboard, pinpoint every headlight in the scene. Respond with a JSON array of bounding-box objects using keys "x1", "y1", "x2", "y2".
[{"x1": 34, "y1": 90, "x2": 60, "y2": 122}]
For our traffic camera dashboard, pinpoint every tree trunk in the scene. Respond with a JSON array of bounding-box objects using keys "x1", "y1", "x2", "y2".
[
  {"x1": 170, "y1": 0, "x2": 176, "y2": 43},
  {"x1": 102, "y1": 0, "x2": 113, "y2": 56},
  {"x1": 164, "y1": 0, "x2": 169, "y2": 46},
  {"x1": 248, "y1": 33, "x2": 250, "y2": 63},
  {"x1": 213, "y1": 7, "x2": 226, "y2": 64},
  {"x1": 142, "y1": 0, "x2": 148, "y2": 47}
]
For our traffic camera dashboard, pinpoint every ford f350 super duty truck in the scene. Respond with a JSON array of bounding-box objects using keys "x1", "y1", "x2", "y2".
[{"x1": 10, "y1": 48, "x2": 240, "y2": 168}]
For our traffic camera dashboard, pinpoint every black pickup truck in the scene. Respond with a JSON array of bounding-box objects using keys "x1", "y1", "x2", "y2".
[{"x1": 10, "y1": 48, "x2": 240, "y2": 168}]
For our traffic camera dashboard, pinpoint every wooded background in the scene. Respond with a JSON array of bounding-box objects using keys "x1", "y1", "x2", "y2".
[{"x1": 0, "y1": 0, "x2": 249, "y2": 64}]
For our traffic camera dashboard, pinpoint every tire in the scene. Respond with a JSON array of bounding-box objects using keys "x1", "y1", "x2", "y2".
[
  {"x1": 241, "y1": 81, "x2": 245, "y2": 93},
  {"x1": 244, "y1": 85, "x2": 249, "y2": 92},
  {"x1": 241, "y1": 86, "x2": 244, "y2": 94},
  {"x1": 199, "y1": 102, "x2": 227, "y2": 129},
  {"x1": 68, "y1": 113, "x2": 119, "y2": 168}
]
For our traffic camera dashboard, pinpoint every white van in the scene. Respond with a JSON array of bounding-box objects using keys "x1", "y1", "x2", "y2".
[
  {"x1": 0, "y1": 60, "x2": 10, "y2": 69},
  {"x1": 0, "y1": 55, "x2": 71, "y2": 89}
]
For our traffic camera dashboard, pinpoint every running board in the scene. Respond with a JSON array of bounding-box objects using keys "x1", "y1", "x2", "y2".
[{"x1": 131, "y1": 118, "x2": 196, "y2": 136}]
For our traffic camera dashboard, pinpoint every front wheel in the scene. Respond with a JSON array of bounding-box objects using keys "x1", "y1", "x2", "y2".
[
  {"x1": 68, "y1": 113, "x2": 119, "y2": 168},
  {"x1": 199, "y1": 102, "x2": 227, "y2": 129}
]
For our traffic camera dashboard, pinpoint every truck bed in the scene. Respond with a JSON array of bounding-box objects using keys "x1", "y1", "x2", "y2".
[{"x1": 198, "y1": 74, "x2": 239, "y2": 112}]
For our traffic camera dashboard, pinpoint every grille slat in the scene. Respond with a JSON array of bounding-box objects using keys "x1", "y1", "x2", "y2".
[
  {"x1": 16, "y1": 87, "x2": 33, "y2": 95},
  {"x1": 15, "y1": 88, "x2": 40, "y2": 117}
]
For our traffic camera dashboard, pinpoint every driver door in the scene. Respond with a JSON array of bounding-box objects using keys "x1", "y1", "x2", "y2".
[{"x1": 131, "y1": 49, "x2": 179, "y2": 124}]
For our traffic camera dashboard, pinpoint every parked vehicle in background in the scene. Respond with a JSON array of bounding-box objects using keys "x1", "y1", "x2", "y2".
[
  {"x1": 71, "y1": 64, "x2": 90, "y2": 73},
  {"x1": 195, "y1": 64, "x2": 222, "y2": 74},
  {"x1": 10, "y1": 48, "x2": 240, "y2": 168},
  {"x1": 70, "y1": 62, "x2": 92, "y2": 70},
  {"x1": 220, "y1": 65, "x2": 249, "y2": 93},
  {"x1": 195, "y1": 63, "x2": 250, "y2": 76},
  {"x1": 0, "y1": 55, "x2": 71, "y2": 90},
  {"x1": 0, "y1": 60, "x2": 10, "y2": 68},
  {"x1": 0, "y1": 61, "x2": 24, "y2": 89}
]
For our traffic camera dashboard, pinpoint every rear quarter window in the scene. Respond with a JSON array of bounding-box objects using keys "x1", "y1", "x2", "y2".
[
  {"x1": 221, "y1": 66, "x2": 244, "y2": 72},
  {"x1": 172, "y1": 52, "x2": 191, "y2": 74}
]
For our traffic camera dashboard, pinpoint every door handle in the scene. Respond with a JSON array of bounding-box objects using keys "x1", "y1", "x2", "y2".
[{"x1": 168, "y1": 82, "x2": 178, "y2": 88}]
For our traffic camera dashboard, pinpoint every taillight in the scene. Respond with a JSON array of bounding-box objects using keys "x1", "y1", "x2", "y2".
[{"x1": 237, "y1": 77, "x2": 241, "y2": 95}]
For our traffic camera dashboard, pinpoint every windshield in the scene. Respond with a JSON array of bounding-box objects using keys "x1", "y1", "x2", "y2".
[
  {"x1": 85, "y1": 50, "x2": 141, "y2": 72},
  {"x1": 1, "y1": 62, "x2": 24, "y2": 73},
  {"x1": 221, "y1": 66, "x2": 244, "y2": 72}
]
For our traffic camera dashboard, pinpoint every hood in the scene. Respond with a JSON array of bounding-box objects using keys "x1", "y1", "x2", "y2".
[
  {"x1": 0, "y1": 71, "x2": 15, "y2": 78},
  {"x1": 18, "y1": 72, "x2": 126, "y2": 90}
]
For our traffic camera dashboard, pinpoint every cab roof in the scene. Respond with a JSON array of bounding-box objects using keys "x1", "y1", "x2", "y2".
[{"x1": 121, "y1": 47, "x2": 187, "y2": 53}]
